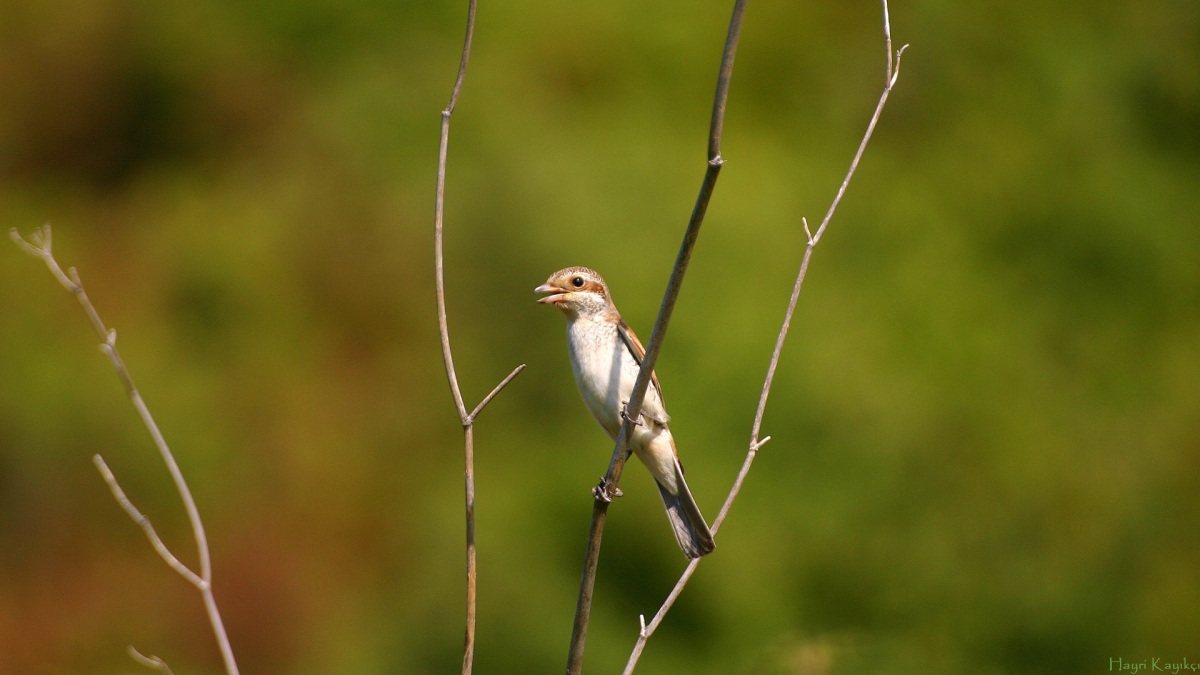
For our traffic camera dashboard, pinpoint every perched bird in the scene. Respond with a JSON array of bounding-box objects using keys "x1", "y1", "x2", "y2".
[{"x1": 535, "y1": 266, "x2": 715, "y2": 558}]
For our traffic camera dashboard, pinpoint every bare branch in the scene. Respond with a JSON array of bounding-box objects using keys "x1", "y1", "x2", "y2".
[
  {"x1": 10, "y1": 226, "x2": 240, "y2": 675},
  {"x1": 436, "y1": 0, "x2": 493, "y2": 426},
  {"x1": 430, "y1": 2, "x2": 527, "y2": 673},
  {"x1": 94, "y1": 455, "x2": 203, "y2": 587},
  {"x1": 564, "y1": 2, "x2": 749, "y2": 673},
  {"x1": 621, "y1": 2, "x2": 907, "y2": 671},
  {"x1": 468, "y1": 363, "x2": 527, "y2": 422},
  {"x1": 461, "y1": 425, "x2": 479, "y2": 675}
]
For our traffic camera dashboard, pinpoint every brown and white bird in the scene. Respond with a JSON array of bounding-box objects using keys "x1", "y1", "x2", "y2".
[{"x1": 535, "y1": 266, "x2": 715, "y2": 558}]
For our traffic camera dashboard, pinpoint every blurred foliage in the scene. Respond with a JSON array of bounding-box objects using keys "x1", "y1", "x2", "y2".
[{"x1": 1, "y1": 0, "x2": 1198, "y2": 673}]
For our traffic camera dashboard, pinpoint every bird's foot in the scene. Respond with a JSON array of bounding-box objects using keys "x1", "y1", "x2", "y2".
[
  {"x1": 593, "y1": 477, "x2": 624, "y2": 503},
  {"x1": 620, "y1": 402, "x2": 644, "y2": 427}
]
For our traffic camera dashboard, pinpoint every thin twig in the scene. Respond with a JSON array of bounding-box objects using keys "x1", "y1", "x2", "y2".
[
  {"x1": 621, "y1": 3, "x2": 907, "y2": 672},
  {"x1": 469, "y1": 364, "x2": 527, "y2": 422},
  {"x1": 431, "y1": 2, "x2": 527, "y2": 673},
  {"x1": 9, "y1": 225, "x2": 240, "y2": 675},
  {"x1": 564, "y1": 2, "x2": 749, "y2": 673}
]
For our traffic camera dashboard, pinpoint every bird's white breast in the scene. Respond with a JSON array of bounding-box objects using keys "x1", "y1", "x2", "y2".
[{"x1": 565, "y1": 316, "x2": 667, "y2": 439}]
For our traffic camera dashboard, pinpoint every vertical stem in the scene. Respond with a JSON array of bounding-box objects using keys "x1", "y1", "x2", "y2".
[
  {"x1": 564, "y1": 2, "x2": 748, "y2": 673},
  {"x1": 432, "y1": 5, "x2": 479, "y2": 671},
  {"x1": 462, "y1": 425, "x2": 477, "y2": 675},
  {"x1": 431, "y1": 3, "x2": 525, "y2": 674},
  {"x1": 435, "y1": 0, "x2": 478, "y2": 424}
]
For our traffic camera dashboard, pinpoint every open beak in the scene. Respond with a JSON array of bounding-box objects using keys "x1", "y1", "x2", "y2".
[{"x1": 534, "y1": 283, "x2": 568, "y2": 305}]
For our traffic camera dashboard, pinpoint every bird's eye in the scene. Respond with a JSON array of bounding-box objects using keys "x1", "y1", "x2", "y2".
[{"x1": 571, "y1": 277, "x2": 584, "y2": 288}]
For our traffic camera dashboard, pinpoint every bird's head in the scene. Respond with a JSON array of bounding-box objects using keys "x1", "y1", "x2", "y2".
[{"x1": 535, "y1": 266, "x2": 614, "y2": 319}]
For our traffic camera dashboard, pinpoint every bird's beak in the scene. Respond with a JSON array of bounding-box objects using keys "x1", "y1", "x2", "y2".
[{"x1": 534, "y1": 283, "x2": 567, "y2": 305}]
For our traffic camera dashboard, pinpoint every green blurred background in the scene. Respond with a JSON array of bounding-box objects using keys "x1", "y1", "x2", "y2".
[{"x1": 2, "y1": 1, "x2": 1198, "y2": 673}]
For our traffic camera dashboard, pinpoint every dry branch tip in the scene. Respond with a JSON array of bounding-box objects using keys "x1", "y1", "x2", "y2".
[
  {"x1": 10, "y1": 226, "x2": 59, "y2": 261},
  {"x1": 10, "y1": 228, "x2": 40, "y2": 256},
  {"x1": 128, "y1": 646, "x2": 175, "y2": 674},
  {"x1": 889, "y1": 44, "x2": 909, "y2": 86}
]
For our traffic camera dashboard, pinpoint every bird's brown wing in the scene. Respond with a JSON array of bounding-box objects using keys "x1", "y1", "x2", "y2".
[
  {"x1": 617, "y1": 317, "x2": 683, "y2": 465},
  {"x1": 616, "y1": 317, "x2": 668, "y2": 421}
]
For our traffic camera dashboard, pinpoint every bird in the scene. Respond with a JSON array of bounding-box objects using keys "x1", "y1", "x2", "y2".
[{"x1": 535, "y1": 266, "x2": 715, "y2": 558}]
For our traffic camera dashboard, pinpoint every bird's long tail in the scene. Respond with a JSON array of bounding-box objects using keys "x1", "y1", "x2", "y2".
[{"x1": 655, "y1": 464, "x2": 715, "y2": 559}]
